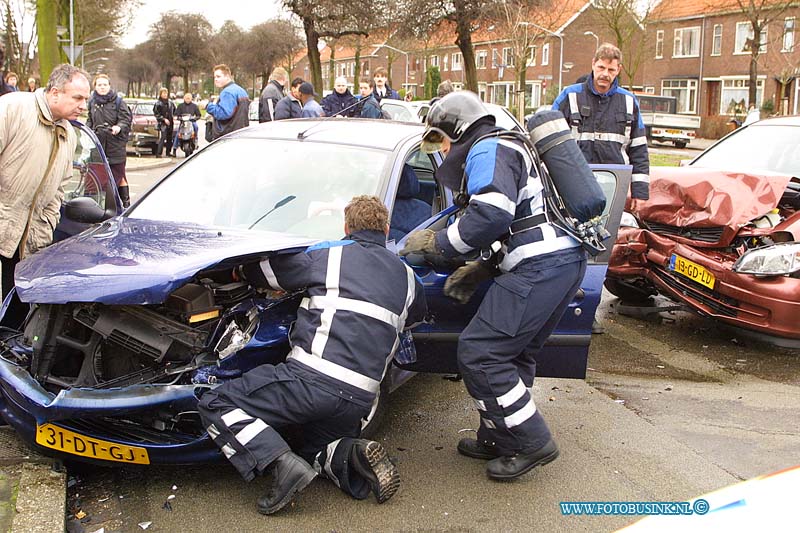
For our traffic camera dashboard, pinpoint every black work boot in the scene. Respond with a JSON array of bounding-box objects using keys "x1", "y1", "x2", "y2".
[
  {"x1": 486, "y1": 438, "x2": 559, "y2": 481},
  {"x1": 118, "y1": 185, "x2": 130, "y2": 209},
  {"x1": 257, "y1": 451, "x2": 317, "y2": 515},
  {"x1": 457, "y1": 438, "x2": 500, "y2": 460},
  {"x1": 349, "y1": 439, "x2": 400, "y2": 503}
]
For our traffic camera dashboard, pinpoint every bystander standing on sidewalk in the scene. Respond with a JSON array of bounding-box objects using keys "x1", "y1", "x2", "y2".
[
  {"x1": 86, "y1": 74, "x2": 132, "y2": 207},
  {"x1": 299, "y1": 82, "x2": 323, "y2": 117},
  {"x1": 153, "y1": 87, "x2": 176, "y2": 157},
  {"x1": 0, "y1": 64, "x2": 89, "y2": 328},
  {"x1": 203, "y1": 64, "x2": 250, "y2": 140}
]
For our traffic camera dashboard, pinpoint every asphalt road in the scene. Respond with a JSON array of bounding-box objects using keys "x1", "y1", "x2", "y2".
[{"x1": 62, "y1": 143, "x2": 799, "y2": 532}]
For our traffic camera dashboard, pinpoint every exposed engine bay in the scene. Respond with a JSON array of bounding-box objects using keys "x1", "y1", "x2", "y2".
[{"x1": 2, "y1": 268, "x2": 297, "y2": 393}]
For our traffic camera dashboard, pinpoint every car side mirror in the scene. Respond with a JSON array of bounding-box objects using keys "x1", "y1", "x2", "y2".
[{"x1": 64, "y1": 177, "x2": 120, "y2": 223}]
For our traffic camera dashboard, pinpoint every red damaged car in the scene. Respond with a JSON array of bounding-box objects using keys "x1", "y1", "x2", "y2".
[{"x1": 606, "y1": 116, "x2": 800, "y2": 347}]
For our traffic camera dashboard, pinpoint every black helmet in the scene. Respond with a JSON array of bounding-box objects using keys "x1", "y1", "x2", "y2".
[{"x1": 422, "y1": 91, "x2": 493, "y2": 151}]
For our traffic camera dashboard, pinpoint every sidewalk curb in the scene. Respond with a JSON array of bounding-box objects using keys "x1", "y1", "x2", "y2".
[
  {"x1": 126, "y1": 157, "x2": 177, "y2": 171},
  {"x1": 11, "y1": 463, "x2": 65, "y2": 533}
]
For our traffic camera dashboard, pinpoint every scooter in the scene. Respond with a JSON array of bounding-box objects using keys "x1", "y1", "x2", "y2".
[{"x1": 177, "y1": 114, "x2": 197, "y2": 157}]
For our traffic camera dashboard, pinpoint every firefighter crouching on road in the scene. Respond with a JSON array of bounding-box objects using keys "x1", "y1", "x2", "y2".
[
  {"x1": 198, "y1": 195, "x2": 426, "y2": 515},
  {"x1": 401, "y1": 91, "x2": 589, "y2": 480}
]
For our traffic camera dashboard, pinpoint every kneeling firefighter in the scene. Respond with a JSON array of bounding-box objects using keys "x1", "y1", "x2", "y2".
[
  {"x1": 198, "y1": 196, "x2": 427, "y2": 514},
  {"x1": 401, "y1": 91, "x2": 604, "y2": 480}
]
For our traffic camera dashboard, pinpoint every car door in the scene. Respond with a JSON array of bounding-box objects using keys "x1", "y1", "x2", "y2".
[
  {"x1": 392, "y1": 146, "x2": 631, "y2": 379},
  {"x1": 54, "y1": 122, "x2": 121, "y2": 241}
]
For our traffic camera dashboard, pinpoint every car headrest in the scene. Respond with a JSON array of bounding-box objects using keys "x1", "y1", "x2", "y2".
[{"x1": 397, "y1": 164, "x2": 420, "y2": 198}]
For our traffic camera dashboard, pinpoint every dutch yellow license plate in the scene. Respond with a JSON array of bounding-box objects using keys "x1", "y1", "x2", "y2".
[
  {"x1": 669, "y1": 254, "x2": 716, "y2": 289},
  {"x1": 36, "y1": 423, "x2": 150, "y2": 464}
]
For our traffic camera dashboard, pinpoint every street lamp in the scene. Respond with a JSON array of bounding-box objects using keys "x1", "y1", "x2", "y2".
[
  {"x1": 372, "y1": 43, "x2": 409, "y2": 92},
  {"x1": 80, "y1": 35, "x2": 114, "y2": 67},
  {"x1": 82, "y1": 47, "x2": 114, "y2": 68},
  {"x1": 519, "y1": 22, "x2": 564, "y2": 94},
  {"x1": 584, "y1": 31, "x2": 600, "y2": 49}
]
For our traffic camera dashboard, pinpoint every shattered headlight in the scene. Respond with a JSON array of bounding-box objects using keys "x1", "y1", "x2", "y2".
[
  {"x1": 619, "y1": 211, "x2": 639, "y2": 228},
  {"x1": 732, "y1": 243, "x2": 800, "y2": 276}
]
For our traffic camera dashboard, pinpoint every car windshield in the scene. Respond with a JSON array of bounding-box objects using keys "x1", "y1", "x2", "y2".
[
  {"x1": 128, "y1": 138, "x2": 390, "y2": 239},
  {"x1": 691, "y1": 124, "x2": 800, "y2": 177},
  {"x1": 132, "y1": 104, "x2": 154, "y2": 115}
]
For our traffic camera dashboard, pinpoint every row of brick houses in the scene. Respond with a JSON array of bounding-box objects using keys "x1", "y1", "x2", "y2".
[{"x1": 290, "y1": 0, "x2": 800, "y2": 120}]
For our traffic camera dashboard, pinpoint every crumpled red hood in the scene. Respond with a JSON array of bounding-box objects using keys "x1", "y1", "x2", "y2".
[{"x1": 637, "y1": 167, "x2": 792, "y2": 227}]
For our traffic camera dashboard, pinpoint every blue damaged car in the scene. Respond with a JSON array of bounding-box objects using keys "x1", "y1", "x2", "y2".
[{"x1": 0, "y1": 119, "x2": 630, "y2": 466}]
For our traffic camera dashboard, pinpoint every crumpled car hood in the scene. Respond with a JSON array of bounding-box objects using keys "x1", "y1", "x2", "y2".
[
  {"x1": 638, "y1": 167, "x2": 792, "y2": 228},
  {"x1": 15, "y1": 218, "x2": 320, "y2": 304}
]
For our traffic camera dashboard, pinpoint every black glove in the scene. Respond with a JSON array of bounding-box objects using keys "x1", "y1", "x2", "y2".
[
  {"x1": 444, "y1": 261, "x2": 496, "y2": 304},
  {"x1": 400, "y1": 229, "x2": 438, "y2": 256}
]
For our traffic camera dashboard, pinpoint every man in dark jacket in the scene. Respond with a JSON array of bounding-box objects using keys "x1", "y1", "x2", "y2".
[
  {"x1": 198, "y1": 195, "x2": 426, "y2": 515},
  {"x1": 402, "y1": 92, "x2": 587, "y2": 482},
  {"x1": 274, "y1": 77, "x2": 304, "y2": 120},
  {"x1": 551, "y1": 43, "x2": 649, "y2": 202},
  {"x1": 171, "y1": 93, "x2": 201, "y2": 155},
  {"x1": 321, "y1": 76, "x2": 357, "y2": 117},
  {"x1": 153, "y1": 87, "x2": 176, "y2": 157},
  {"x1": 259, "y1": 67, "x2": 287, "y2": 122},
  {"x1": 372, "y1": 67, "x2": 399, "y2": 103},
  {"x1": 357, "y1": 79, "x2": 382, "y2": 119},
  {"x1": 87, "y1": 74, "x2": 132, "y2": 207}
]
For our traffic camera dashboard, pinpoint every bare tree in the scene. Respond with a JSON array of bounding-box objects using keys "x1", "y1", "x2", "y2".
[
  {"x1": 211, "y1": 21, "x2": 246, "y2": 76},
  {"x1": 241, "y1": 19, "x2": 302, "y2": 88},
  {"x1": 592, "y1": 0, "x2": 653, "y2": 89},
  {"x1": 148, "y1": 12, "x2": 213, "y2": 93},
  {"x1": 726, "y1": 0, "x2": 796, "y2": 105},
  {"x1": 283, "y1": 0, "x2": 387, "y2": 94},
  {"x1": 490, "y1": 0, "x2": 569, "y2": 121},
  {"x1": 1, "y1": 0, "x2": 37, "y2": 80}
]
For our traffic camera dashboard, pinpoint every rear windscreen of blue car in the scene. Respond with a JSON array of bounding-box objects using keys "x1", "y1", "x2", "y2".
[{"x1": 128, "y1": 138, "x2": 391, "y2": 240}]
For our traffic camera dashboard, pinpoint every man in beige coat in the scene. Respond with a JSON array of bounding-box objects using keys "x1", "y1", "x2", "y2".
[{"x1": 0, "y1": 64, "x2": 89, "y2": 327}]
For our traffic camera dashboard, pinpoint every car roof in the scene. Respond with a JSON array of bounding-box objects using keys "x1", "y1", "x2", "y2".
[
  {"x1": 228, "y1": 118, "x2": 427, "y2": 151},
  {"x1": 746, "y1": 115, "x2": 800, "y2": 127}
]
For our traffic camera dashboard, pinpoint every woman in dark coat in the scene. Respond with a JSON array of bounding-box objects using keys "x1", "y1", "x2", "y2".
[{"x1": 86, "y1": 74, "x2": 133, "y2": 207}]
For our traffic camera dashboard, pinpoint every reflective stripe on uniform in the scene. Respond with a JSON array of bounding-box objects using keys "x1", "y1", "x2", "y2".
[
  {"x1": 517, "y1": 175, "x2": 544, "y2": 204},
  {"x1": 288, "y1": 346, "x2": 380, "y2": 394},
  {"x1": 260, "y1": 259, "x2": 284, "y2": 291},
  {"x1": 577, "y1": 131, "x2": 628, "y2": 145},
  {"x1": 568, "y1": 92, "x2": 580, "y2": 137},
  {"x1": 497, "y1": 379, "x2": 527, "y2": 408},
  {"x1": 446, "y1": 218, "x2": 473, "y2": 254},
  {"x1": 499, "y1": 234, "x2": 579, "y2": 272},
  {"x1": 498, "y1": 139, "x2": 533, "y2": 173},
  {"x1": 221, "y1": 408, "x2": 253, "y2": 428},
  {"x1": 471, "y1": 191, "x2": 517, "y2": 215},
  {"x1": 474, "y1": 399, "x2": 486, "y2": 411},
  {"x1": 630, "y1": 135, "x2": 647, "y2": 147},
  {"x1": 323, "y1": 439, "x2": 343, "y2": 488},
  {"x1": 632, "y1": 173, "x2": 650, "y2": 183},
  {"x1": 207, "y1": 424, "x2": 220, "y2": 440},
  {"x1": 306, "y1": 295, "x2": 402, "y2": 329},
  {"x1": 310, "y1": 246, "x2": 343, "y2": 357},
  {"x1": 505, "y1": 398, "x2": 537, "y2": 428},
  {"x1": 621, "y1": 94, "x2": 634, "y2": 164},
  {"x1": 235, "y1": 419, "x2": 268, "y2": 446},
  {"x1": 221, "y1": 443, "x2": 236, "y2": 458},
  {"x1": 482, "y1": 418, "x2": 497, "y2": 429}
]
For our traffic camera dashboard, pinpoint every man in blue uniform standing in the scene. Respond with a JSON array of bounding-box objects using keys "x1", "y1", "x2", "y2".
[
  {"x1": 552, "y1": 43, "x2": 649, "y2": 203},
  {"x1": 401, "y1": 92, "x2": 588, "y2": 480},
  {"x1": 198, "y1": 195, "x2": 426, "y2": 514}
]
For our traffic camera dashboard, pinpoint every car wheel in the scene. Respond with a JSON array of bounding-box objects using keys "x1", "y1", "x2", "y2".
[
  {"x1": 674, "y1": 141, "x2": 688, "y2": 149},
  {"x1": 604, "y1": 278, "x2": 655, "y2": 304},
  {"x1": 184, "y1": 146, "x2": 193, "y2": 157},
  {"x1": 360, "y1": 375, "x2": 391, "y2": 439}
]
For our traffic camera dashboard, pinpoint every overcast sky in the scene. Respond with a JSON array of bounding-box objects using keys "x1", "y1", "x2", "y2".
[{"x1": 120, "y1": 0, "x2": 285, "y2": 48}]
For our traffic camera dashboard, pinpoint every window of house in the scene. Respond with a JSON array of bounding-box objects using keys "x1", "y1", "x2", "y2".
[
  {"x1": 477, "y1": 50, "x2": 487, "y2": 69},
  {"x1": 452, "y1": 52, "x2": 462, "y2": 71},
  {"x1": 720, "y1": 77, "x2": 764, "y2": 114},
  {"x1": 430, "y1": 55, "x2": 439, "y2": 69},
  {"x1": 661, "y1": 79, "x2": 698, "y2": 113},
  {"x1": 362, "y1": 60, "x2": 370, "y2": 76},
  {"x1": 673, "y1": 27, "x2": 701, "y2": 57},
  {"x1": 443, "y1": 53, "x2": 449, "y2": 71},
  {"x1": 712, "y1": 24, "x2": 722, "y2": 55},
  {"x1": 502, "y1": 47, "x2": 514, "y2": 67},
  {"x1": 644, "y1": 86, "x2": 656, "y2": 94},
  {"x1": 527, "y1": 45, "x2": 537, "y2": 66},
  {"x1": 735, "y1": 21, "x2": 767, "y2": 54},
  {"x1": 542, "y1": 43, "x2": 550, "y2": 65},
  {"x1": 783, "y1": 17, "x2": 795, "y2": 52},
  {"x1": 655, "y1": 30, "x2": 664, "y2": 58}
]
